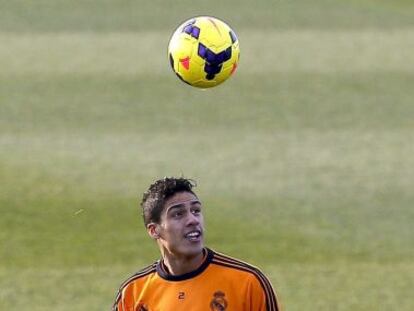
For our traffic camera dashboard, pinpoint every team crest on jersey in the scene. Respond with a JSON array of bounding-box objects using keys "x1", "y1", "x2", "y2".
[{"x1": 210, "y1": 291, "x2": 228, "y2": 311}]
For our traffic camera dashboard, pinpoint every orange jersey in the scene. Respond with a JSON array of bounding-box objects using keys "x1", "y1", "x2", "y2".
[{"x1": 112, "y1": 248, "x2": 280, "y2": 311}]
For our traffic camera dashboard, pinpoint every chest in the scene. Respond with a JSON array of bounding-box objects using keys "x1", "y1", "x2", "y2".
[{"x1": 135, "y1": 277, "x2": 249, "y2": 311}]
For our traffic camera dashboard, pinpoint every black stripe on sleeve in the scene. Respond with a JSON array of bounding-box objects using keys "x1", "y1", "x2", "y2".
[
  {"x1": 112, "y1": 263, "x2": 157, "y2": 311},
  {"x1": 211, "y1": 251, "x2": 279, "y2": 311}
]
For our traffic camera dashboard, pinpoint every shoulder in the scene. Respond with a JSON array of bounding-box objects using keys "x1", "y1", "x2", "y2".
[
  {"x1": 209, "y1": 249, "x2": 280, "y2": 310},
  {"x1": 118, "y1": 262, "x2": 157, "y2": 289},
  {"x1": 210, "y1": 249, "x2": 268, "y2": 281},
  {"x1": 112, "y1": 262, "x2": 157, "y2": 305}
]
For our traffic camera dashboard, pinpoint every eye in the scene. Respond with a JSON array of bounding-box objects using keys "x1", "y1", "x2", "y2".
[
  {"x1": 172, "y1": 210, "x2": 184, "y2": 218},
  {"x1": 170, "y1": 208, "x2": 187, "y2": 218},
  {"x1": 191, "y1": 207, "x2": 201, "y2": 215}
]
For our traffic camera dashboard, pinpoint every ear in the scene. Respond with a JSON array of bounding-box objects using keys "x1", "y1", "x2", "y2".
[{"x1": 147, "y1": 223, "x2": 160, "y2": 240}]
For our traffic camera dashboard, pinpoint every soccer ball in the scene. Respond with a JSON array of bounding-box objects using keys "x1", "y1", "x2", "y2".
[{"x1": 168, "y1": 16, "x2": 240, "y2": 88}]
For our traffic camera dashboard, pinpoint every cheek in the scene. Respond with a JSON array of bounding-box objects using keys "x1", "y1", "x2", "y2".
[{"x1": 162, "y1": 223, "x2": 181, "y2": 237}]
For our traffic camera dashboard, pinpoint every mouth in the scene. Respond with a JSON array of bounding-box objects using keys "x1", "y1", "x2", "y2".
[{"x1": 184, "y1": 230, "x2": 202, "y2": 242}]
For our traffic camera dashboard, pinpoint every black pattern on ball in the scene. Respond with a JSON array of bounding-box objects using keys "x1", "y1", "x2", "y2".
[{"x1": 198, "y1": 43, "x2": 232, "y2": 80}]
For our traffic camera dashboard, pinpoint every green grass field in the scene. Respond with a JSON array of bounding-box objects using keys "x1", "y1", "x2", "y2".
[{"x1": 1, "y1": 1, "x2": 413, "y2": 310}]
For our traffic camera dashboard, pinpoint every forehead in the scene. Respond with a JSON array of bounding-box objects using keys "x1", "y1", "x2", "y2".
[{"x1": 163, "y1": 191, "x2": 199, "y2": 210}]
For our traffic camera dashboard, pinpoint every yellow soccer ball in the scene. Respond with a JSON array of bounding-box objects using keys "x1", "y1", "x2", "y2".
[{"x1": 168, "y1": 16, "x2": 240, "y2": 88}]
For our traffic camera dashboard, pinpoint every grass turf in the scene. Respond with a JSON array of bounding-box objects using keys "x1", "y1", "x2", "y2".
[{"x1": 1, "y1": 1, "x2": 414, "y2": 310}]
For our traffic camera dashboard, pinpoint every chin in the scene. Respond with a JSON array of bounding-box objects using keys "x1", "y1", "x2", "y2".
[{"x1": 180, "y1": 243, "x2": 204, "y2": 257}]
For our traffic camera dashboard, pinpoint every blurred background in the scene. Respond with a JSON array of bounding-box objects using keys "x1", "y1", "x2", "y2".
[{"x1": 1, "y1": 1, "x2": 414, "y2": 310}]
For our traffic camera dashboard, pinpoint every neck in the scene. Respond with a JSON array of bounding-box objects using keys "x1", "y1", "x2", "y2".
[{"x1": 161, "y1": 249, "x2": 205, "y2": 276}]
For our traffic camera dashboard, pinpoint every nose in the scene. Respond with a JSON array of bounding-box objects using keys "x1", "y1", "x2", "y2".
[{"x1": 186, "y1": 211, "x2": 200, "y2": 226}]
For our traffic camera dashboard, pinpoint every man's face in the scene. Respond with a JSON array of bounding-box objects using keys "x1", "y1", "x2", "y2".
[{"x1": 154, "y1": 191, "x2": 204, "y2": 258}]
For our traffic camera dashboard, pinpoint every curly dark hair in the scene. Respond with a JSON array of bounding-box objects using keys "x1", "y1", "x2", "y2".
[{"x1": 141, "y1": 177, "x2": 197, "y2": 226}]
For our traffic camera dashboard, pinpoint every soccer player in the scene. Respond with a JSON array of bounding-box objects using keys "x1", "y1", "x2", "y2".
[{"x1": 112, "y1": 177, "x2": 281, "y2": 311}]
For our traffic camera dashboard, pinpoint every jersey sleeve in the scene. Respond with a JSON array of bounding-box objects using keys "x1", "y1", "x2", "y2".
[
  {"x1": 111, "y1": 265, "x2": 156, "y2": 311},
  {"x1": 112, "y1": 299, "x2": 122, "y2": 311},
  {"x1": 247, "y1": 270, "x2": 281, "y2": 311},
  {"x1": 112, "y1": 283, "x2": 135, "y2": 311},
  {"x1": 112, "y1": 288, "x2": 125, "y2": 311}
]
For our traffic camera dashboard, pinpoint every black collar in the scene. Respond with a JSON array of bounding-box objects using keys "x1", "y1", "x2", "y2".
[{"x1": 156, "y1": 248, "x2": 214, "y2": 281}]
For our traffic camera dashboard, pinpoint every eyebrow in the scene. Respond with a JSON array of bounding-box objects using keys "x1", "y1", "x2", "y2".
[{"x1": 166, "y1": 200, "x2": 201, "y2": 213}]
